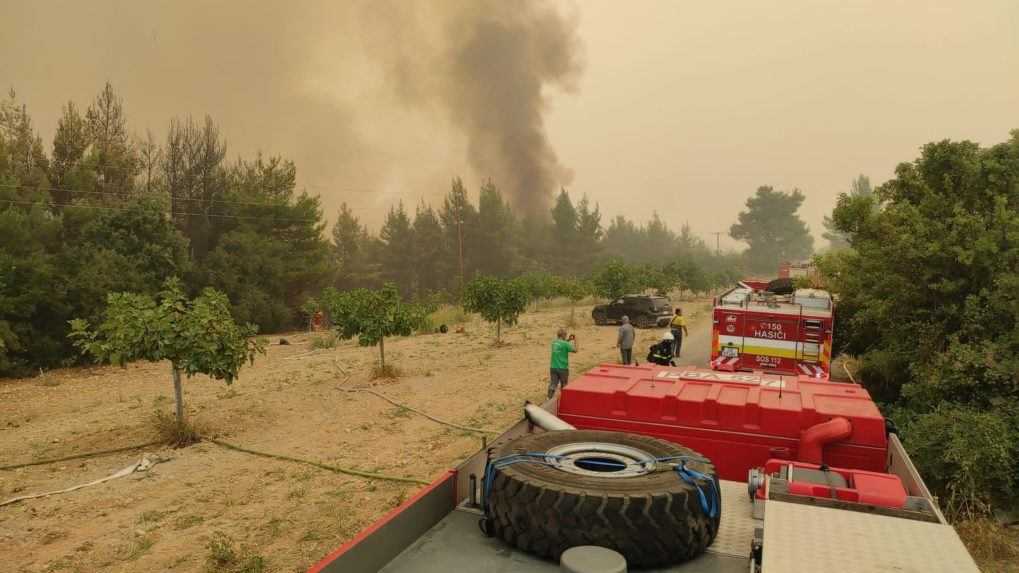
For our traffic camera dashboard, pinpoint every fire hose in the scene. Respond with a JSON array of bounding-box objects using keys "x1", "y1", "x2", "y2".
[{"x1": 340, "y1": 387, "x2": 499, "y2": 434}]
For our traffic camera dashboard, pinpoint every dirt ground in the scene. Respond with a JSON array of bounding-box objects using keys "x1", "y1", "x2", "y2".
[{"x1": 0, "y1": 300, "x2": 713, "y2": 573}]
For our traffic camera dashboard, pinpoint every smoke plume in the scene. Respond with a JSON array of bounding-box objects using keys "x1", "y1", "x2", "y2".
[
  {"x1": 0, "y1": 1, "x2": 583, "y2": 220},
  {"x1": 436, "y1": 2, "x2": 583, "y2": 215}
]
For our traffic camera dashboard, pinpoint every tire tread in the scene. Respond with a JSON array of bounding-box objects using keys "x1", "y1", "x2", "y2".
[{"x1": 486, "y1": 430, "x2": 719, "y2": 568}]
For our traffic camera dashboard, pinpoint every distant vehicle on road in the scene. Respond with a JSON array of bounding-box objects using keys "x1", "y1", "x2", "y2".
[
  {"x1": 592, "y1": 294, "x2": 672, "y2": 328},
  {"x1": 710, "y1": 279, "x2": 834, "y2": 378}
]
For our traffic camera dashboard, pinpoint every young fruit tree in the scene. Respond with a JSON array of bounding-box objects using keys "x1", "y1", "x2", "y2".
[
  {"x1": 552, "y1": 275, "x2": 591, "y2": 322},
  {"x1": 322, "y1": 283, "x2": 426, "y2": 371},
  {"x1": 463, "y1": 276, "x2": 529, "y2": 343},
  {"x1": 68, "y1": 279, "x2": 264, "y2": 439},
  {"x1": 518, "y1": 271, "x2": 555, "y2": 310},
  {"x1": 592, "y1": 259, "x2": 635, "y2": 300},
  {"x1": 636, "y1": 264, "x2": 674, "y2": 296}
]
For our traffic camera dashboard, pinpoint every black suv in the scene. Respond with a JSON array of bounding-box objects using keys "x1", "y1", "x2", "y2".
[{"x1": 592, "y1": 295, "x2": 673, "y2": 328}]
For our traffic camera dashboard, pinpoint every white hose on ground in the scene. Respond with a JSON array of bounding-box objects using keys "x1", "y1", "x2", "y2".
[{"x1": 0, "y1": 455, "x2": 156, "y2": 507}]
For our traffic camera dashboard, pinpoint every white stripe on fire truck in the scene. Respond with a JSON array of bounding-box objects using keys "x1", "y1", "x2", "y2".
[
  {"x1": 719, "y1": 335, "x2": 801, "y2": 350},
  {"x1": 718, "y1": 335, "x2": 819, "y2": 359}
]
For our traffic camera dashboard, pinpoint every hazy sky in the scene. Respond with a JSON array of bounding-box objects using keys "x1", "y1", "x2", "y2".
[{"x1": 2, "y1": 1, "x2": 1018, "y2": 249}]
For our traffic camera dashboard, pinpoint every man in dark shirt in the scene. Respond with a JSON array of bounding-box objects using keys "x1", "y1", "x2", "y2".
[{"x1": 617, "y1": 316, "x2": 635, "y2": 365}]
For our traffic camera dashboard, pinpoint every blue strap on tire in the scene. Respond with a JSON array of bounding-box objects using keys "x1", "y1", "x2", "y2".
[
  {"x1": 674, "y1": 461, "x2": 719, "y2": 519},
  {"x1": 482, "y1": 453, "x2": 562, "y2": 511},
  {"x1": 482, "y1": 452, "x2": 718, "y2": 519}
]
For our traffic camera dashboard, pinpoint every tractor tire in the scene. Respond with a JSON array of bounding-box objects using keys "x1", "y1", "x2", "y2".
[
  {"x1": 766, "y1": 277, "x2": 796, "y2": 295},
  {"x1": 485, "y1": 430, "x2": 719, "y2": 568},
  {"x1": 592, "y1": 311, "x2": 608, "y2": 326}
]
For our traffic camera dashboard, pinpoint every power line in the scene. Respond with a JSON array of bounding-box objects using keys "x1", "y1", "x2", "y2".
[
  {"x1": 0, "y1": 183, "x2": 380, "y2": 211},
  {"x1": 711, "y1": 232, "x2": 724, "y2": 256},
  {"x1": 0, "y1": 199, "x2": 322, "y2": 223},
  {"x1": 35, "y1": 162, "x2": 399, "y2": 194},
  {"x1": 0, "y1": 183, "x2": 298, "y2": 208}
]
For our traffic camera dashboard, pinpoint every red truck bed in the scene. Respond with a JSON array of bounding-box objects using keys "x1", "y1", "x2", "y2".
[{"x1": 557, "y1": 364, "x2": 886, "y2": 480}]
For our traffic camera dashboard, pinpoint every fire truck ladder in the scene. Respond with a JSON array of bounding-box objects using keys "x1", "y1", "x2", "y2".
[{"x1": 800, "y1": 310, "x2": 823, "y2": 363}]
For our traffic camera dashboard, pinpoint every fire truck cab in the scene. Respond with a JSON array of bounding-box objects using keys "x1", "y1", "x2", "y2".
[{"x1": 710, "y1": 281, "x2": 834, "y2": 378}]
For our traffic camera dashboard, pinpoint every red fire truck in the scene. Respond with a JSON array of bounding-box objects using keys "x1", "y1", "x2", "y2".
[
  {"x1": 710, "y1": 280, "x2": 834, "y2": 378},
  {"x1": 308, "y1": 365, "x2": 980, "y2": 572}
]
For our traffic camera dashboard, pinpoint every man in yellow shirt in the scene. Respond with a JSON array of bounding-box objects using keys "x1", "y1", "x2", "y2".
[{"x1": 670, "y1": 308, "x2": 689, "y2": 358}]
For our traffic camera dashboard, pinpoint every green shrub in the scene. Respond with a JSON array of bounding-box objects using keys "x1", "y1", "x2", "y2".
[
  {"x1": 432, "y1": 305, "x2": 467, "y2": 326},
  {"x1": 151, "y1": 409, "x2": 203, "y2": 447},
  {"x1": 463, "y1": 276, "x2": 529, "y2": 343},
  {"x1": 321, "y1": 284, "x2": 428, "y2": 370},
  {"x1": 419, "y1": 305, "x2": 467, "y2": 333},
  {"x1": 310, "y1": 332, "x2": 338, "y2": 350},
  {"x1": 904, "y1": 404, "x2": 1018, "y2": 519}
]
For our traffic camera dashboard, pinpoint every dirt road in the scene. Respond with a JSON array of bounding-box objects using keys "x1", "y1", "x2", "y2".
[
  {"x1": 0, "y1": 299, "x2": 711, "y2": 573},
  {"x1": 674, "y1": 312, "x2": 711, "y2": 367}
]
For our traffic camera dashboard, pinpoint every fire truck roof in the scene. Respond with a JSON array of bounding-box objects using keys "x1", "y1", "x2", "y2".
[{"x1": 717, "y1": 286, "x2": 833, "y2": 318}]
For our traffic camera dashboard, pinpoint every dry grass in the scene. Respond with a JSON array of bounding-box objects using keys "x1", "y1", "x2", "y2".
[
  {"x1": 0, "y1": 300, "x2": 715, "y2": 573},
  {"x1": 426, "y1": 305, "x2": 468, "y2": 331},
  {"x1": 151, "y1": 409, "x2": 203, "y2": 447},
  {"x1": 371, "y1": 364, "x2": 401, "y2": 380},
  {"x1": 205, "y1": 532, "x2": 266, "y2": 573},
  {"x1": 956, "y1": 519, "x2": 1019, "y2": 571}
]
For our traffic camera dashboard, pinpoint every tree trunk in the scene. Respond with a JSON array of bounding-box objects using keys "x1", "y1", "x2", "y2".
[
  {"x1": 497, "y1": 318, "x2": 502, "y2": 343},
  {"x1": 379, "y1": 337, "x2": 386, "y2": 370},
  {"x1": 172, "y1": 364, "x2": 184, "y2": 426}
]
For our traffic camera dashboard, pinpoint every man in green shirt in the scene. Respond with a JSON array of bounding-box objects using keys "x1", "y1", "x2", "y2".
[{"x1": 548, "y1": 328, "x2": 578, "y2": 399}]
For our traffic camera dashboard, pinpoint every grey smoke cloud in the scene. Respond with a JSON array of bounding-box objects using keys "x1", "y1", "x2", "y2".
[
  {"x1": 0, "y1": 1, "x2": 582, "y2": 220},
  {"x1": 440, "y1": 1, "x2": 582, "y2": 215},
  {"x1": 356, "y1": 0, "x2": 583, "y2": 215}
]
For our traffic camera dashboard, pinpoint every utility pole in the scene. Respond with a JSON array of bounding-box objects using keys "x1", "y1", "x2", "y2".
[
  {"x1": 457, "y1": 215, "x2": 465, "y2": 300},
  {"x1": 711, "y1": 232, "x2": 723, "y2": 256}
]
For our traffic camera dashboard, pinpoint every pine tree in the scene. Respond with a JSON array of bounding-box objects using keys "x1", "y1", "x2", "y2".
[
  {"x1": 575, "y1": 195, "x2": 602, "y2": 274},
  {"x1": 0, "y1": 89, "x2": 49, "y2": 193},
  {"x1": 85, "y1": 83, "x2": 136, "y2": 197},
  {"x1": 823, "y1": 175, "x2": 873, "y2": 250},
  {"x1": 550, "y1": 188, "x2": 579, "y2": 273},
  {"x1": 379, "y1": 202, "x2": 416, "y2": 294},
  {"x1": 162, "y1": 115, "x2": 227, "y2": 259},
  {"x1": 412, "y1": 203, "x2": 445, "y2": 296},
  {"x1": 439, "y1": 177, "x2": 478, "y2": 294},
  {"x1": 136, "y1": 130, "x2": 164, "y2": 194},
  {"x1": 332, "y1": 203, "x2": 379, "y2": 289},
  {"x1": 730, "y1": 186, "x2": 814, "y2": 273},
  {"x1": 476, "y1": 179, "x2": 516, "y2": 276},
  {"x1": 603, "y1": 215, "x2": 639, "y2": 261},
  {"x1": 198, "y1": 153, "x2": 333, "y2": 331},
  {"x1": 51, "y1": 101, "x2": 90, "y2": 204}
]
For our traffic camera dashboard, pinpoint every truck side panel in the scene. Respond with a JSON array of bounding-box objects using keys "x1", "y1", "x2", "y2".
[{"x1": 307, "y1": 472, "x2": 456, "y2": 573}]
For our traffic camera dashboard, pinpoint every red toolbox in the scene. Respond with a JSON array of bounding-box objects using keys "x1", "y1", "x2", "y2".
[
  {"x1": 557, "y1": 364, "x2": 887, "y2": 481},
  {"x1": 753, "y1": 459, "x2": 908, "y2": 509}
]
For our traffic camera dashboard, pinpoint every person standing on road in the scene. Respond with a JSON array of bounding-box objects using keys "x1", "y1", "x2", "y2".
[
  {"x1": 670, "y1": 308, "x2": 689, "y2": 358},
  {"x1": 548, "y1": 328, "x2": 578, "y2": 399},
  {"x1": 617, "y1": 316, "x2": 636, "y2": 365}
]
